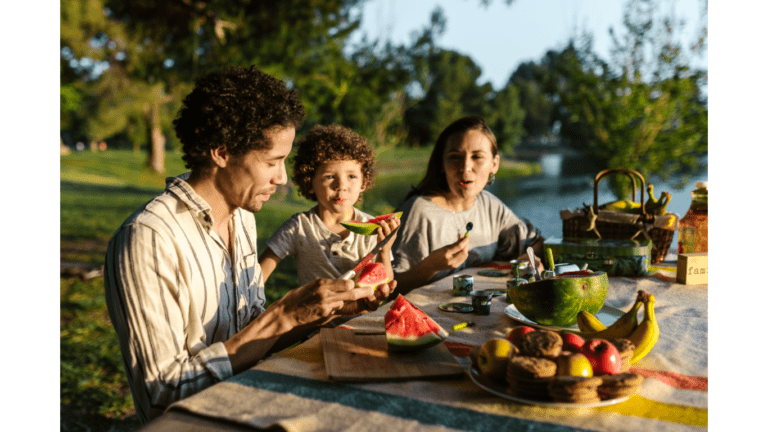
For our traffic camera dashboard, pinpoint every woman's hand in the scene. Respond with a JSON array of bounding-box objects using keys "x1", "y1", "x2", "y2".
[{"x1": 423, "y1": 234, "x2": 470, "y2": 274}]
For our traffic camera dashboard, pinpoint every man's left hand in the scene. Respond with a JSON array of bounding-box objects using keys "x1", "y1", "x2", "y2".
[{"x1": 337, "y1": 279, "x2": 397, "y2": 315}]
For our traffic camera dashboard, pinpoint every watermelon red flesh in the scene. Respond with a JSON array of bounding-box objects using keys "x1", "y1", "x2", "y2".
[
  {"x1": 367, "y1": 212, "x2": 402, "y2": 223},
  {"x1": 355, "y1": 262, "x2": 389, "y2": 288},
  {"x1": 385, "y1": 295, "x2": 448, "y2": 351},
  {"x1": 341, "y1": 212, "x2": 403, "y2": 235}
]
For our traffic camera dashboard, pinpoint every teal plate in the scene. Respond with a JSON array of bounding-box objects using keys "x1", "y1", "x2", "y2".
[
  {"x1": 439, "y1": 303, "x2": 474, "y2": 313},
  {"x1": 477, "y1": 269, "x2": 509, "y2": 277}
]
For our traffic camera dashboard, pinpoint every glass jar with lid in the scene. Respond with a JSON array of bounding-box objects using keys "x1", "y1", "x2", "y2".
[{"x1": 677, "y1": 181, "x2": 708, "y2": 254}]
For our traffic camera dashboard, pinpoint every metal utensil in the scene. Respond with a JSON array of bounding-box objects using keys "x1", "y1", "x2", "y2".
[
  {"x1": 526, "y1": 246, "x2": 541, "y2": 281},
  {"x1": 340, "y1": 226, "x2": 400, "y2": 280}
]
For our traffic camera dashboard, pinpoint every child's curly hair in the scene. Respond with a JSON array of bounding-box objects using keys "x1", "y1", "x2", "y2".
[
  {"x1": 173, "y1": 65, "x2": 305, "y2": 173},
  {"x1": 293, "y1": 124, "x2": 376, "y2": 201}
]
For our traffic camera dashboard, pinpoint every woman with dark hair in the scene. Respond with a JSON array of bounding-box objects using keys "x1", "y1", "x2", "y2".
[{"x1": 391, "y1": 116, "x2": 545, "y2": 293}]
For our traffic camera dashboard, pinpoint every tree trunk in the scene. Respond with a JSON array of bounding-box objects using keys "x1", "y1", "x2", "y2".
[{"x1": 145, "y1": 100, "x2": 165, "y2": 174}]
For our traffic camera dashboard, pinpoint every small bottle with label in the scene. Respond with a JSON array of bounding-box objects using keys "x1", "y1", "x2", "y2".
[{"x1": 677, "y1": 181, "x2": 708, "y2": 254}]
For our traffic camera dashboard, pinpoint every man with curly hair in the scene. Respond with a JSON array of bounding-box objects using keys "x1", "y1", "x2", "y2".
[
  {"x1": 259, "y1": 124, "x2": 400, "y2": 286},
  {"x1": 103, "y1": 66, "x2": 396, "y2": 424}
]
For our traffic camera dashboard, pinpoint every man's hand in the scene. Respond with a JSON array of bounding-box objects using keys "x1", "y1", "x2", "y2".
[
  {"x1": 336, "y1": 279, "x2": 397, "y2": 315},
  {"x1": 279, "y1": 278, "x2": 375, "y2": 327}
]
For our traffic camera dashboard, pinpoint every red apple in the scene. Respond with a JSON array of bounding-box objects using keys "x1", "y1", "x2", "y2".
[
  {"x1": 561, "y1": 332, "x2": 586, "y2": 352},
  {"x1": 506, "y1": 325, "x2": 536, "y2": 346},
  {"x1": 580, "y1": 339, "x2": 622, "y2": 375},
  {"x1": 556, "y1": 352, "x2": 593, "y2": 377}
]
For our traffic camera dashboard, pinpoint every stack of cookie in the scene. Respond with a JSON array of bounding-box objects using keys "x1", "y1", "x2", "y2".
[
  {"x1": 548, "y1": 376, "x2": 604, "y2": 404},
  {"x1": 506, "y1": 356, "x2": 557, "y2": 400},
  {"x1": 598, "y1": 373, "x2": 644, "y2": 400},
  {"x1": 505, "y1": 329, "x2": 562, "y2": 401}
]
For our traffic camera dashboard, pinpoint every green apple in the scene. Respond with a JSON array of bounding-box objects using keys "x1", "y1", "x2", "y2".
[
  {"x1": 556, "y1": 352, "x2": 593, "y2": 377},
  {"x1": 477, "y1": 338, "x2": 514, "y2": 380}
]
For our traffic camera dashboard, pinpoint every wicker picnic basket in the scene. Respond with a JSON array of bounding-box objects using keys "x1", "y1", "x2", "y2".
[{"x1": 560, "y1": 169, "x2": 678, "y2": 263}]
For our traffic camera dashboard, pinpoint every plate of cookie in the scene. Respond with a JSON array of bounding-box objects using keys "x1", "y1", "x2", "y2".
[
  {"x1": 467, "y1": 365, "x2": 633, "y2": 408},
  {"x1": 504, "y1": 304, "x2": 624, "y2": 331}
]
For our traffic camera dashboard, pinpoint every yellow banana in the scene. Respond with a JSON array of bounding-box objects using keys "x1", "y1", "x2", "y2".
[
  {"x1": 577, "y1": 296, "x2": 643, "y2": 340},
  {"x1": 576, "y1": 310, "x2": 607, "y2": 332},
  {"x1": 627, "y1": 291, "x2": 660, "y2": 364}
]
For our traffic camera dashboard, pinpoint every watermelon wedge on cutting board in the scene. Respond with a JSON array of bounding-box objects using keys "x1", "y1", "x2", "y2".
[
  {"x1": 385, "y1": 295, "x2": 449, "y2": 352},
  {"x1": 319, "y1": 328, "x2": 463, "y2": 382}
]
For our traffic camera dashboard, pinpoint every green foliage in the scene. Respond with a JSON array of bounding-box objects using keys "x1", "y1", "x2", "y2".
[
  {"x1": 485, "y1": 84, "x2": 525, "y2": 152},
  {"x1": 510, "y1": 61, "x2": 557, "y2": 138},
  {"x1": 61, "y1": 277, "x2": 135, "y2": 417},
  {"x1": 528, "y1": 0, "x2": 707, "y2": 197},
  {"x1": 404, "y1": 48, "x2": 525, "y2": 149}
]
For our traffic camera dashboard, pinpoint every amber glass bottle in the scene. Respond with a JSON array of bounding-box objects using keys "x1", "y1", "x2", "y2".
[{"x1": 677, "y1": 181, "x2": 708, "y2": 254}]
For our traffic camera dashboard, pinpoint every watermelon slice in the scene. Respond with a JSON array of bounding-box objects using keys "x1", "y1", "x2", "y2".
[
  {"x1": 341, "y1": 212, "x2": 403, "y2": 235},
  {"x1": 385, "y1": 295, "x2": 449, "y2": 352},
  {"x1": 355, "y1": 262, "x2": 390, "y2": 290}
]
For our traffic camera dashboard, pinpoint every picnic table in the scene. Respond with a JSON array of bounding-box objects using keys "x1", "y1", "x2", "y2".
[{"x1": 139, "y1": 260, "x2": 707, "y2": 432}]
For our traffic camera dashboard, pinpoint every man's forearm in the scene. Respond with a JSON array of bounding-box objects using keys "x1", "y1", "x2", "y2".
[{"x1": 223, "y1": 301, "x2": 298, "y2": 374}]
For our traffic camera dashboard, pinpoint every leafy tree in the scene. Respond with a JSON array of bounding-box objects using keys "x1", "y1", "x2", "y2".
[
  {"x1": 405, "y1": 49, "x2": 488, "y2": 146},
  {"x1": 61, "y1": 0, "x2": 372, "y2": 171},
  {"x1": 484, "y1": 83, "x2": 525, "y2": 153},
  {"x1": 403, "y1": 47, "x2": 525, "y2": 151},
  {"x1": 533, "y1": 0, "x2": 707, "y2": 197},
  {"x1": 509, "y1": 61, "x2": 556, "y2": 139}
]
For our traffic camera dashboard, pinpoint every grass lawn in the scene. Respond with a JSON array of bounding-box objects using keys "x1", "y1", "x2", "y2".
[{"x1": 60, "y1": 147, "x2": 538, "y2": 430}]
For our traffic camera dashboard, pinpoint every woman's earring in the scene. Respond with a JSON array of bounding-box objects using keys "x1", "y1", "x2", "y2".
[{"x1": 487, "y1": 172, "x2": 496, "y2": 186}]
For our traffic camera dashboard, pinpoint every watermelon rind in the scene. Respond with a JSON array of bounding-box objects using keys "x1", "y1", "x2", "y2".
[
  {"x1": 506, "y1": 271, "x2": 609, "y2": 327},
  {"x1": 386, "y1": 332, "x2": 444, "y2": 352},
  {"x1": 341, "y1": 212, "x2": 403, "y2": 235},
  {"x1": 385, "y1": 295, "x2": 448, "y2": 352}
]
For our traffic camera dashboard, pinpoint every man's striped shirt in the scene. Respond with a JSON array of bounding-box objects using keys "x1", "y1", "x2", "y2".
[{"x1": 104, "y1": 173, "x2": 266, "y2": 423}]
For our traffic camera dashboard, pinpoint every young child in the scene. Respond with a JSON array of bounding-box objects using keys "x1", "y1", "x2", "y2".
[{"x1": 258, "y1": 124, "x2": 400, "y2": 287}]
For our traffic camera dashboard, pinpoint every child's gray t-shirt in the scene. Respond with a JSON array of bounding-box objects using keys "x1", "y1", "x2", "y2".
[{"x1": 391, "y1": 191, "x2": 542, "y2": 283}]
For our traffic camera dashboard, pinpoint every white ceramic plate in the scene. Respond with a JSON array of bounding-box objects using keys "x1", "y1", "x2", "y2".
[
  {"x1": 467, "y1": 366, "x2": 630, "y2": 408},
  {"x1": 504, "y1": 304, "x2": 624, "y2": 331}
]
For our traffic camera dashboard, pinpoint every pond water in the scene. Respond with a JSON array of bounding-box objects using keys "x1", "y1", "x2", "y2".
[{"x1": 487, "y1": 165, "x2": 709, "y2": 251}]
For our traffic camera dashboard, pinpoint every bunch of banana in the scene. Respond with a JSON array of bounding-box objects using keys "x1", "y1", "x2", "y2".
[
  {"x1": 626, "y1": 291, "x2": 660, "y2": 363},
  {"x1": 575, "y1": 296, "x2": 643, "y2": 339},
  {"x1": 575, "y1": 290, "x2": 660, "y2": 364}
]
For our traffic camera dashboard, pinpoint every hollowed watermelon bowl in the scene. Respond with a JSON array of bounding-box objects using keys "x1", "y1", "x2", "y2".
[{"x1": 506, "y1": 271, "x2": 609, "y2": 327}]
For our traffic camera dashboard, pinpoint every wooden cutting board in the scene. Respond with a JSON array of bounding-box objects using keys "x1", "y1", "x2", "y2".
[{"x1": 319, "y1": 328, "x2": 464, "y2": 382}]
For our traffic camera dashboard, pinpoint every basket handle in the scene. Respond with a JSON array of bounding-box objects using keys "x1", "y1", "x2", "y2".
[{"x1": 592, "y1": 169, "x2": 649, "y2": 220}]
